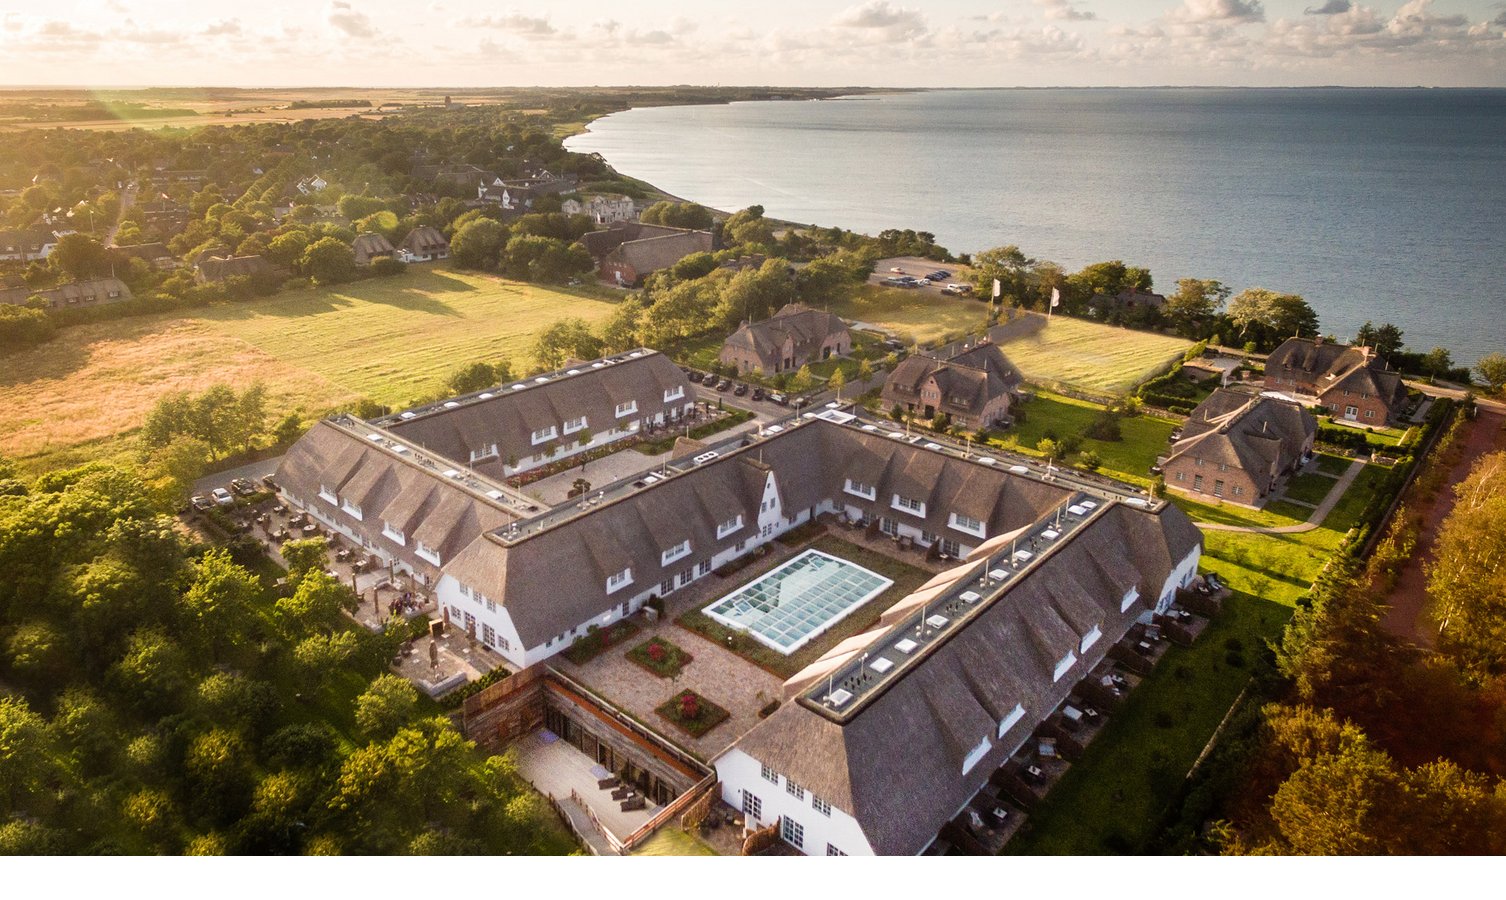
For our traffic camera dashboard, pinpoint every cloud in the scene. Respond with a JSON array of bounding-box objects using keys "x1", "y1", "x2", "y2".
[
  {"x1": 327, "y1": 1, "x2": 378, "y2": 39},
  {"x1": 1304, "y1": 0, "x2": 1350, "y2": 13},
  {"x1": 834, "y1": 1, "x2": 928, "y2": 39},
  {"x1": 202, "y1": 19, "x2": 242, "y2": 37},
  {"x1": 1172, "y1": 0, "x2": 1266, "y2": 24},
  {"x1": 1035, "y1": 0, "x2": 1096, "y2": 22},
  {"x1": 464, "y1": 13, "x2": 557, "y2": 37}
]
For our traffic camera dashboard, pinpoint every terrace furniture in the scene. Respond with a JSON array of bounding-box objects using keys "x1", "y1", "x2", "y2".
[
  {"x1": 1024, "y1": 765, "x2": 1044, "y2": 782},
  {"x1": 596, "y1": 776, "x2": 619, "y2": 790},
  {"x1": 620, "y1": 796, "x2": 646, "y2": 812},
  {"x1": 611, "y1": 786, "x2": 632, "y2": 801}
]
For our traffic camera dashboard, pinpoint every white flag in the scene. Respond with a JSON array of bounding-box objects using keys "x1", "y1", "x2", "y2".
[
  {"x1": 992, "y1": 278, "x2": 1001, "y2": 299},
  {"x1": 1050, "y1": 287, "x2": 1061, "y2": 307}
]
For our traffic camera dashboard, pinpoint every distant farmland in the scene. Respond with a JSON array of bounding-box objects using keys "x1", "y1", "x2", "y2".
[{"x1": 0, "y1": 267, "x2": 623, "y2": 474}]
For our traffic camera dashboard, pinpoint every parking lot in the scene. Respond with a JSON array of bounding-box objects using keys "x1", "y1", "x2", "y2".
[{"x1": 869, "y1": 255, "x2": 979, "y2": 299}]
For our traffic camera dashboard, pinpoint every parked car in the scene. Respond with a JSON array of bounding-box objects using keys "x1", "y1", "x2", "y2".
[
  {"x1": 261, "y1": 474, "x2": 279, "y2": 491},
  {"x1": 190, "y1": 495, "x2": 213, "y2": 512},
  {"x1": 768, "y1": 391, "x2": 788, "y2": 406},
  {"x1": 211, "y1": 488, "x2": 235, "y2": 507},
  {"x1": 916, "y1": 278, "x2": 932, "y2": 286},
  {"x1": 231, "y1": 477, "x2": 256, "y2": 496},
  {"x1": 715, "y1": 378, "x2": 731, "y2": 392},
  {"x1": 883, "y1": 339, "x2": 905, "y2": 351},
  {"x1": 889, "y1": 266, "x2": 906, "y2": 273},
  {"x1": 929, "y1": 270, "x2": 952, "y2": 280},
  {"x1": 686, "y1": 369, "x2": 704, "y2": 383},
  {"x1": 751, "y1": 387, "x2": 765, "y2": 401},
  {"x1": 733, "y1": 383, "x2": 748, "y2": 397},
  {"x1": 943, "y1": 283, "x2": 974, "y2": 295},
  {"x1": 880, "y1": 277, "x2": 906, "y2": 287},
  {"x1": 792, "y1": 396, "x2": 810, "y2": 410}
]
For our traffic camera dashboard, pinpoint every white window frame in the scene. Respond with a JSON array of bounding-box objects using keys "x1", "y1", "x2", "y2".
[
  {"x1": 1052, "y1": 650, "x2": 1078, "y2": 683},
  {"x1": 741, "y1": 790, "x2": 762, "y2": 821},
  {"x1": 716, "y1": 514, "x2": 744, "y2": 539},
  {"x1": 962, "y1": 735, "x2": 992, "y2": 775},
  {"x1": 469, "y1": 443, "x2": 499, "y2": 462},
  {"x1": 382, "y1": 521, "x2": 406, "y2": 545},
  {"x1": 317, "y1": 484, "x2": 337, "y2": 504},
  {"x1": 606, "y1": 567, "x2": 633, "y2": 594},
  {"x1": 948, "y1": 512, "x2": 985, "y2": 537},
  {"x1": 1121, "y1": 586, "x2": 1140, "y2": 613},
  {"x1": 997, "y1": 702, "x2": 1026, "y2": 739},
  {"x1": 785, "y1": 779, "x2": 805, "y2": 800},
  {"x1": 661, "y1": 540, "x2": 691, "y2": 567},
  {"x1": 760, "y1": 764, "x2": 779, "y2": 785},
  {"x1": 341, "y1": 498, "x2": 362, "y2": 520},
  {"x1": 780, "y1": 816, "x2": 804, "y2": 850},
  {"x1": 663, "y1": 385, "x2": 685, "y2": 403},
  {"x1": 415, "y1": 541, "x2": 441, "y2": 566},
  {"x1": 530, "y1": 425, "x2": 558, "y2": 446},
  {"x1": 812, "y1": 795, "x2": 831, "y2": 817},
  {"x1": 1080, "y1": 625, "x2": 1103, "y2": 654},
  {"x1": 891, "y1": 494, "x2": 926, "y2": 517},
  {"x1": 843, "y1": 478, "x2": 876, "y2": 500},
  {"x1": 563, "y1": 415, "x2": 588, "y2": 435},
  {"x1": 615, "y1": 400, "x2": 637, "y2": 418}
]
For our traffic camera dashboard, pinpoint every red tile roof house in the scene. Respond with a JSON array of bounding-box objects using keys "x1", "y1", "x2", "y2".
[
  {"x1": 720, "y1": 303, "x2": 852, "y2": 375},
  {"x1": 881, "y1": 341, "x2": 1023, "y2": 430},
  {"x1": 1263, "y1": 336, "x2": 1408, "y2": 425},
  {"x1": 582, "y1": 222, "x2": 715, "y2": 287},
  {"x1": 1159, "y1": 389, "x2": 1316, "y2": 506}
]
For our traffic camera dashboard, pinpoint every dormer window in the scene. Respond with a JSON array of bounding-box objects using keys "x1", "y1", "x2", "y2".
[
  {"x1": 844, "y1": 478, "x2": 876, "y2": 500},
  {"x1": 948, "y1": 512, "x2": 985, "y2": 537},
  {"x1": 717, "y1": 514, "x2": 744, "y2": 539},
  {"x1": 663, "y1": 386, "x2": 685, "y2": 403},
  {"x1": 892, "y1": 494, "x2": 926, "y2": 517},
  {"x1": 606, "y1": 567, "x2": 633, "y2": 594},
  {"x1": 318, "y1": 484, "x2": 337, "y2": 504},
  {"x1": 661, "y1": 540, "x2": 691, "y2": 567},
  {"x1": 1080, "y1": 625, "x2": 1103, "y2": 653},
  {"x1": 531, "y1": 425, "x2": 558, "y2": 445},
  {"x1": 1053, "y1": 650, "x2": 1078, "y2": 683},
  {"x1": 382, "y1": 521, "x2": 406, "y2": 546},
  {"x1": 997, "y1": 703, "x2": 1026, "y2": 739},
  {"x1": 615, "y1": 400, "x2": 637, "y2": 418},
  {"x1": 469, "y1": 443, "x2": 499, "y2": 462},
  {"x1": 563, "y1": 415, "x2": 588, "y2": 435},
  {"x1": 962, "y1": 735, "x2": 991, "y2": 775},
  {"x1": 415, "y1": 541, "x2": 441, "y2": 566}
]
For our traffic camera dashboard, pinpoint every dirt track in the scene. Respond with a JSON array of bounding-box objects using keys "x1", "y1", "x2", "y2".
[{"x1": 1381, "y1": 409, "x2": 1506, "y2": 646}]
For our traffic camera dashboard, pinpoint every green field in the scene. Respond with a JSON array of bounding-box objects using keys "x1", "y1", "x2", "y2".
[
  {"x1": 197, "y1": 267, "x2": 624, "y2": 407},
  {"x1": 0, "y1": 266, "x2": 623, "y2": 474},
  {"x1": 831, "y1": 289, "x2": 1189, "y2": 394}
]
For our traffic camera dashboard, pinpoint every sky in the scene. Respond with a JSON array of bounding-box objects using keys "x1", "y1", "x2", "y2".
[{"x1": 2, "y1": 0, "x2": 1505, "y2": 88}]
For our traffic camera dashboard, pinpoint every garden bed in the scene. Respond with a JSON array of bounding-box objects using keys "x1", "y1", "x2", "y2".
[
  {"x1": 634, "y1": 408, "x2": 756, "y2": 455},
  {"x1": 561, "y1": 620, "x2": 641, "y2": 665},
  {"x1": 626, "y1": 635, "x2": 693, "y2": 678},
  {"x1": 655, "y1": 689, "x2": 730, "y2": 738}
]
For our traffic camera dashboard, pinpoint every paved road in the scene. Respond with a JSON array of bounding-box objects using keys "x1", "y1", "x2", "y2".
[
  {"x1": 1196, "y1": 458, "x2": 1366, "y2": 534},
  {"x1": 103, "y1": 182, "x2": 138, "y2": 246},
  {"x1": 192, "y1": 455, "x2": 284, "y2": 497}
]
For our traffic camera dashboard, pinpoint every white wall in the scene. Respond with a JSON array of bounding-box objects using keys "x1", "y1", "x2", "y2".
[
  {"x1": 1155, "y1": 545, "x2": 1202, "y2": 615},
  {"x1": 714, "y1": 748, "x2": 875, "y2": 856}
]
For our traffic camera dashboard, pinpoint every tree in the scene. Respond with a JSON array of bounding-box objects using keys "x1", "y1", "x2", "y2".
[
  {"x1": 640, "y1": 201, "x2": 713, "y2": 230},
  {"x1": 447, "y1": 361, "x2": 501, "y2": 395},
  {"x1": 354, "y1": 675, "x2": 420, "y2": 741},
  {"x1": 108, "y1": 627, "x2": 192, "y2": 716},
  {"x1": 1474, "y1": 353, "x2": 1506, "y2": 392},
  {"x1": 301, "y1": 237, "x2": 356, "y2": 285},
  {"x1": 277, "y1": 569, "x2": 357, "y2": 630},
  {"x1": 265, "y1": 230, "x2": 310, "y2": 269},
  {"x1": 858, "y1": 359, "x2": 874, "y2": 382},
  {"x1": 49, "y1": 232, "x2": 116, "y2": 279},
  {"x1": 292, "y1": 632, "x2": 360, "y2": 684},
  {"x1": 0, "y1": 697, "x2": 56, "y2": 813},
  {"x1": 0, "y1": 304, "x2": 56, "y2": 353},
  {"x1": 533, "y1": 317, "x2": 604, "y2": 369},
  {"x1": 280, "y1": 537, "x2": 329, "y2": 584},
  {"x1": 971, "y1": 245, "x2": 1034, "y2": 303},
  {"x1": 790, "y1": 365, "x2": 815, "y2": 392},
  {"x1": 1427, "y1": 452, "x2": 1506, "y2": 672},
  {"x1": 500, "y1": 234, "x2": 593, "y2": 283},
  {"x1": 180, "y1": 548, "x2": 258, "y2": 652},
  {"x1": 5, "y1": 620, "x2": 68, "y2": 685},
  {"x1": 1163, "y1": 278, "x2": 1229, "y2": 338},
  {"x1": 1421, "y1": 347, "x2": 1453, "y2": 383},
  {"x1": 829, "y1": 367, "x2": 847, "y2": 399},
  {"x1": 449, "y1": 218, "x2": 507, "y2": 270},
  {"x1": 337, "y1": 194, "x2": 391, "y2": 221}
]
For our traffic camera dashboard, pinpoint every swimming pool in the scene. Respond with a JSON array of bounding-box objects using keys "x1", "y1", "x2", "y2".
[{"x1": 704, "y1": 550, "x2": 894, "y2": 655}]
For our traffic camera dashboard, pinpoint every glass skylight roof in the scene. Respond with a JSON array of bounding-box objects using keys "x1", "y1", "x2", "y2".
[{"x1": 704, "y1": 550, "x2": 893, "y2": 655}]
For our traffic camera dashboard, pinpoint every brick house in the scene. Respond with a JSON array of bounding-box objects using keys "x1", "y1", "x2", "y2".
[
  {"x1": 1264, "y1": 336, "x2": 1408, "y2": 424},
  {"x1": 1160, "y1": 389, "x2": 1316, "y2": 505},
  {"x1": 582, "y1": 222, "x2": 714, "y2": 287},
  {"x1": 881, "y1": 340, "x2": 1022, "y2": 430},
  {"x1": 719, "y1": 303, "x2": 851, "y2": 375}
]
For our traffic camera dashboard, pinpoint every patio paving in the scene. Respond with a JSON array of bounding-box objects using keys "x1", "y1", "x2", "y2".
[{"x1": 511, "y1": 728, "x2": 659, "y2": 850}]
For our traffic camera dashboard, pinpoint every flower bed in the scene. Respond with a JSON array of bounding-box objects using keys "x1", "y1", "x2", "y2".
[
  {"x1": 626, "y1": 636, "x2": 693, "y2": 678},
  {"x1": 562, "y1": 620, "x2": 641, "y2": 665},
  {"x1": 655, "y1": 689, "x2": 730, "y2": 738}
]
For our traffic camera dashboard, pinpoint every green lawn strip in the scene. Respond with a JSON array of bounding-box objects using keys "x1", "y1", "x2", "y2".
[
  {"x1": 1315, "y1": 453, "x2": 1353, "y2": 476},
  {"x1": 1005, "y1": 591, "x2": 1289, "y2": 855},
  {"x1": 655, "y1": 689, "x2": 731, "y2": 738},
  {"x1": 1283, "y1": 472, "x2": 1338, "y2": 506},
  {"x1": 1171, "y1": 495, "x2": 1307, "y2": 531},
  {"x1": 1322, "y1": 420, "x2": 1405, "y2": 447},
  {"x1": 988, "y1": 390, "x2": 1178, "y2": 487},
  {"x1": 1264, "y1": 499, "x2": 1316, "y2": 521},
  {"x1": 626, "y1": 635, "x2": 694, "y2": 678},
  {"x1": 676, "y1": 533, "x2": 933, "y2": 680},
  {"x1": 630, "y1": 827, "x2": 719, "y2": 856}
]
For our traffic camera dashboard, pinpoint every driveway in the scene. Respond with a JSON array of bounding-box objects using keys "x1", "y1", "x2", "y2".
[{"x1": 192, "y1": 454, "x2": 284, "y2": 497}]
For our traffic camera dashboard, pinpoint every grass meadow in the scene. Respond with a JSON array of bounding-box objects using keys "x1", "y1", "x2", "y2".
[{"x1": 0, "y1": 266, "x2": 623, "y2": 474}]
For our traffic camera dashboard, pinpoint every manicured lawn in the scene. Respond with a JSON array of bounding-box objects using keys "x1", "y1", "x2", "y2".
[
  {"x1": 1171, "y1": 495, "x2": 1308, "y2": 531},
  {"x1": 2, "y1": 265, "x2": 624, "y2": 475},
  {"x1": 1282, "y1": 471, "x2": 1338, "y2": 506},
  {"x1": 1005, "y1": 590, "x2": 1288, "y2": 855},
  {"x1": 656, "y1": 689, "x2": 730, "y2": 738},
  {"x1": 676, "y1": 532, "x2": 933, "y2": 679},
  {"x1": 986, "y1": 390, "x2": 1179, "y2": 488},
  {"x1": 1323, "y1": 420, "x2": 1407, "y2": 447},
  {"x1": 1264, "y1": 499, "x2": 1316, "y2": 521},
  {"x1": 1315, "y1": 453, "x2": 1353, "y2": 476},
  {"x1": 626, "y1": 636, "x2": 694, "y2": 678}
]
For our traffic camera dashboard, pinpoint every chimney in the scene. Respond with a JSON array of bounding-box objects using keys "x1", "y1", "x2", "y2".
[{"x1": 1313, "y1": 335, "x2": 1324, "y2": 346}]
